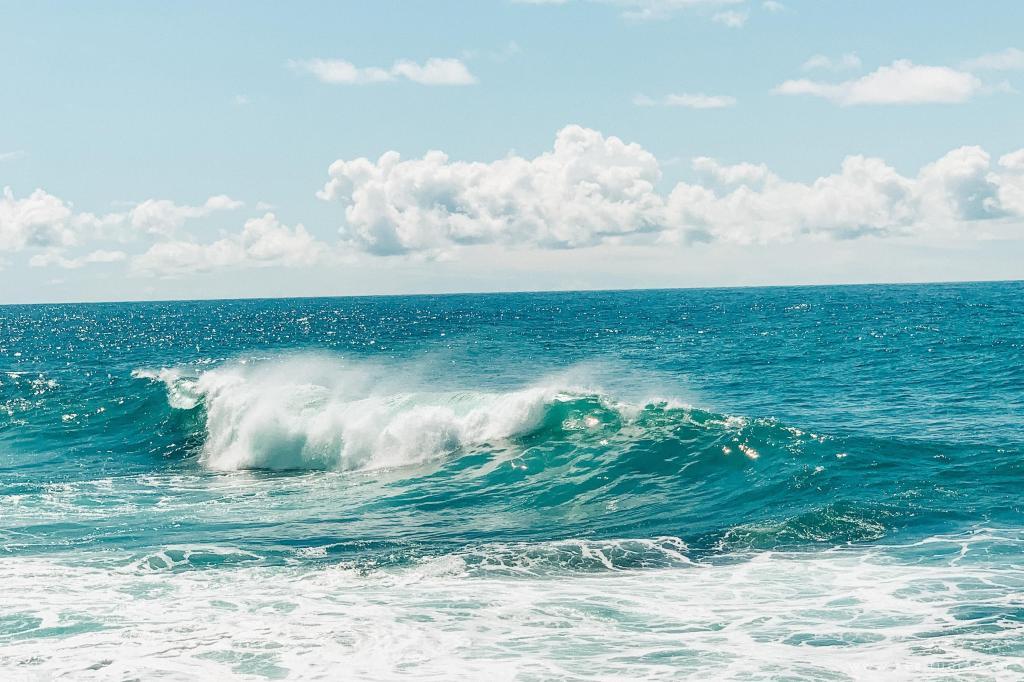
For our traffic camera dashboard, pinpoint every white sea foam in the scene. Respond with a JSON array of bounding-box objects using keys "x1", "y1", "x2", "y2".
[{"x1": 2, "y1": 531, "x2": 1022, "y2": 680}]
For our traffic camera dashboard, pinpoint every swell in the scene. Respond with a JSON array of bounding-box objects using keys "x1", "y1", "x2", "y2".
[
  {"x1": 3, "y1": 355, "x2": 1016, "y2": 561},
  {"x1": 114, "y1": 356, "x2": 1024, "y2": 555}
]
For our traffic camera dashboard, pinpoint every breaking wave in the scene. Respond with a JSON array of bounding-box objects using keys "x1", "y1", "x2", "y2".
[
  {"x1": 119, "y1": 354, "x2": 1020, "y2": 556},
  {"x1": 134, "y1": 356, "x2": 696, "y2": 472}
]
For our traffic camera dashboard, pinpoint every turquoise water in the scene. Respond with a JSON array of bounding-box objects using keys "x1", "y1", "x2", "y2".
[{"x1": 1, "y1": 283, "x2": 1023, "y2": 679}]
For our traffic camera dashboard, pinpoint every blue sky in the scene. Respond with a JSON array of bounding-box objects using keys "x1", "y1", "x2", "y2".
[{"x1": 2, "y1": 0, "x2": 1023, "y2": 303}]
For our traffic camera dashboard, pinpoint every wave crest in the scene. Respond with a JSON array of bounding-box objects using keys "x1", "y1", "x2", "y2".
[{"x1": 137, "y1": 357, "x2": 627, "y2": 471}]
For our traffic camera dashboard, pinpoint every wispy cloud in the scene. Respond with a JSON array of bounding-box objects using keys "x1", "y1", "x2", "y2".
[
  {"x1": 801, "y1": 52, "x2": 861, "y2": 72},
  {"x1": 635, "y1": 92, "x2": 737, "y2": 109},
  {"x1": 514, "y1": 0, "x2": 746, "y2": 22},
  {"x1": 462, "y1": 41, "x2": 522, "y2": 63},
  {"x1": 961, "y1": 47, "x2": 1024, "y2": 71},
  {"x1": 776, "y1": 60, "x2": 982, "y2": 105},
  {"x1": 29, "y1": 249, "x2": 126, "y2": 270},
  {"x1": 290, "y1": 57, "x2": 477, "y2": 86},
  {"x1": 0, "y1": 150, "x2": 26, "y2": 162},
  {"x1": 712, "y1": 9, "x2": 747, "y2": 27}
]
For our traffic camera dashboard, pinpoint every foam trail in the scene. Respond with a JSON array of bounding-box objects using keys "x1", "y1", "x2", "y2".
[{"x1": 2, "y1": 531, "x2": 1022, "y2": 680}]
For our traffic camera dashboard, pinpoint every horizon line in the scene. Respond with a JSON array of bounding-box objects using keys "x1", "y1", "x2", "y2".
[{"x1": 1, "y1": 276, "x2": 1021, "y2": 308}]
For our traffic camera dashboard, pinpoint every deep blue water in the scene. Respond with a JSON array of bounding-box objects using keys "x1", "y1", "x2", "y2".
[{"x1": 1, "y1": 282, "x2": 1023, "y2": 679}]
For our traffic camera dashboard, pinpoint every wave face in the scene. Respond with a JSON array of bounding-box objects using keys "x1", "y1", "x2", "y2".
[{"x1": 3, "y1": 283, "x2": 1024, "y2": 678}]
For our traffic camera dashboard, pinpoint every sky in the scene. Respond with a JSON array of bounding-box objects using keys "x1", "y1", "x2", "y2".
[{"x1": 1, "y1": 0, "x2": 1023, "y2": 304}]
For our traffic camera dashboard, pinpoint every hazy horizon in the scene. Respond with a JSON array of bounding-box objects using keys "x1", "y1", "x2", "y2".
[{"x1": 1, "y1": 275, "x2": 1021, "y2": 308}]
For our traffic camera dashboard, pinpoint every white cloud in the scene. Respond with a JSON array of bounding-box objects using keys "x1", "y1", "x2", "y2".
[
  {"x1": 916, "y1": 146, "x2": 1005, "y2": 222},
  {"x1": 996, "y1": 150, "x2": 1024, "y2": 216},
  {"x1": 635, "y1": 92, "x2": 736, "y2": 108},
  {"x1": 10, "y1": 130, "x2": 1024, "y2": 276},
  {"x1": 515, "y1": 0, "x2": 744, "y2": 21},
  {"x1": 962, "y1": 47, "x2": 1024, "y2": 71},
  {"x1": 1000, "y1": 150, "x2": 1024, "y2": 170},
  {"x1": 1, "y1": 187, "x2": 76, "y2": 252},
  {"x1": 289, "y1": 59, "x2": 391, "y2": 85},
  {"x1": 672, "y1": 147, "x2": 1013, "y2": 244},
  {"x1": 712, "y1": 10, "x2": 747, "y2": 27},
  {"x1": 71, "y1": 210, "x2": 132, "y2": 241},
  {"x1": 461, "y1": 42, "x2": 523, "y2": 64},
  {"x1": 801, "y1": 52, "x2": 862, "y2": 72},
  {"x1": 132, "y1": 213, "x2": 327, "y2": 277},
  {"x1": 775, "y1": 60, "x2": 983, "y2": 105},
  {"x1": 29, "y1": 249, "x2": 127, "y2": 269},
  {"x1": 318, "y1": 125, "x2": 664, "y2": 255},
  {"x1": 666, "y1": 92, "x2": 737, "y2": 108},
  {"x1": 762, "y1": 1, "x2": 784, "y2": 12},
  {"x1": 290, "y1": 57, "x2": 477, "y2": 86},
  {"x1": 391, "y1": 58, "x2": 478, "y2": 85},
  {"x1": 692, "y1": 156, "x2": 770, "y2": 188},
  {"x1": 1, "y1": 188, "x2": 245, "y2": 260},
  {"x1": 1, "y1": 150, "x2": 27, "y2": 162},
  {"x1": 318, "y1": 125, "x2": 1024, "y2": 255},
  {"x1": 129, "y1": 195, "x2": 244, "y2": 237}
]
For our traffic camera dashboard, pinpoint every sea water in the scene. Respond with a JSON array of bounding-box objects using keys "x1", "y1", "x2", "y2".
[{"x1": 1, "y1": 283, "x2": 1022, "y2": 679}]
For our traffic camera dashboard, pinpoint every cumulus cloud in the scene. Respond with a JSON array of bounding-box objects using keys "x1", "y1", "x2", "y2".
[
  {"x1": 669, "y1": 150, "x2": 1004, "y2": 244},
  {"x1": 692, "y1": 156, "x2": 770, "y2": 188},
  {"x1": 318, "y1": 125, "x2": 1024, "y2": 254},
  {"x1": 962, "y1": 47, "x2": 1024, "y2": 71},
  {"x1": 776, "y1": 60, "x2": 983, "y2": 105},
  {"x1": 996, "y1": 150, "x2": 1024, "y2": 216},
  {"x1": 1, "y1": 187, "x2": 76, "y2": 252},
  {"x1": 127, "y1": 195, "x2": 243, "y2": 238},
  {"x1": 634, "y1": 92, "x2": 736, "y2": 108},
  {"x1": 290, "y1": 57, "x2": 477, "y2": 86},
  {"x1": 916, "y1": 146, "x2": 1006, "y2": 222},
  {"x1": 801, "y1": 53, "x2": 861, "y2": 72},
  {"x1": 317, "y1": 125, "x2": 666, "y2": 255},
  {"x1": 132, "y1": 213, "x2": 327, "y2": 277},
  {"x1": 9, "y1": 129, "x2": 1024, "y2": 275},
  {"x1": 661, "y1": 144, "x2": 1020, "y2": 242},
  {"x1": 1, "y1": 187, "x2": 246, "y2": 268}
]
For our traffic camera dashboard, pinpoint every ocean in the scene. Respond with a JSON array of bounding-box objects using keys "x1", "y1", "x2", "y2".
[{"x1": 1, "y1": 282, "x2": 1022, "y2": 680}]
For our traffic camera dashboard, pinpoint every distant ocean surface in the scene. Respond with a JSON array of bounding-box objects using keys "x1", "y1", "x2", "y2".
[{"x1": 2, "y1": 282, "x2": 1023, "y2": 680}]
